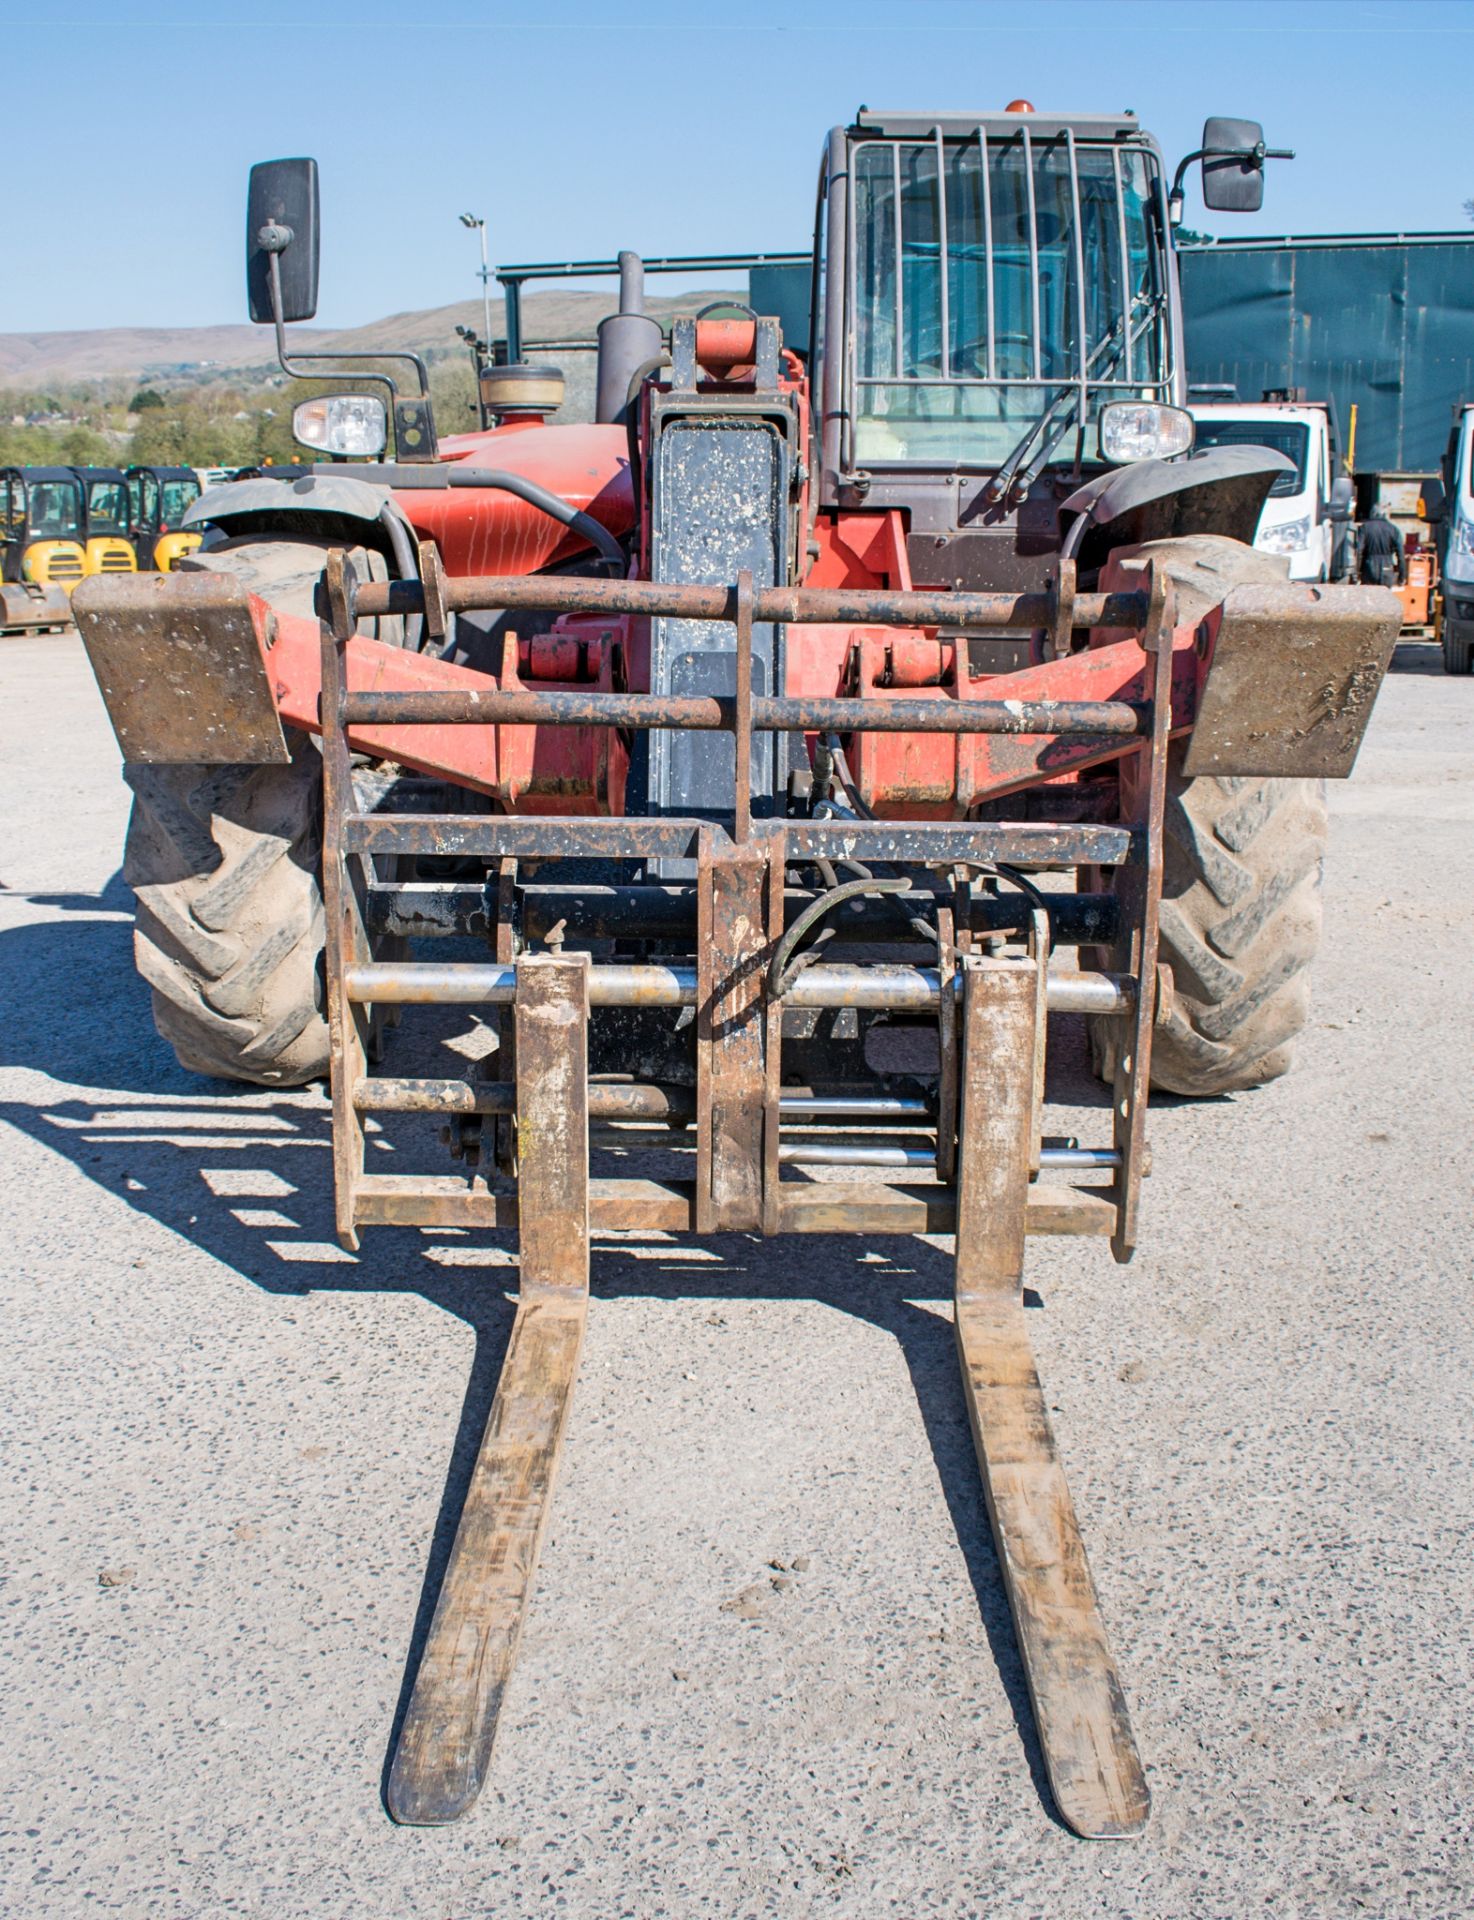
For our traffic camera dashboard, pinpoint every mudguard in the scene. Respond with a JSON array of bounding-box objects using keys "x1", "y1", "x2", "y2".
[{"x1": 1061, "y1": 446, "x2": 1295, "y2": 571}]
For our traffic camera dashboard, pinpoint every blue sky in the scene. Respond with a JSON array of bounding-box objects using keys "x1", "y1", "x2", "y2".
[{"x1": 2, "y1": 0, "x2": 1471, "y2": 334}]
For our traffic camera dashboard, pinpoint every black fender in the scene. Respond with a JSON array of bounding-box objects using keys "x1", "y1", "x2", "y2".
[
  {"x1": 185, "y1": 472, "x2": 420, "y2": 578},
  {"x1": 184, "y1": 472, "x2": 424, "y2": 646},
  {"x1": 1059, "y1": 446, "x2": 1294, "y2": 575}
]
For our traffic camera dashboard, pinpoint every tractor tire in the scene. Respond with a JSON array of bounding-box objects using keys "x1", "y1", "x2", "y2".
[
  {"x1": 1089, "y1": 535, "x2": 1328, "y2": 1097},
  {"x1": 120, "y1": 535, "x2": 396, "y2": 1085}
]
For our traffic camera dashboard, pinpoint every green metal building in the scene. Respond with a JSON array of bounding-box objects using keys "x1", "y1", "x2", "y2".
[{"x1": 1177, "y1": 232, "x2": 1474, "y2": 477}]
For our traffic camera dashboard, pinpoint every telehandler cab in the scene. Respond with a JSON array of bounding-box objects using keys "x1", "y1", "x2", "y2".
[
  {"x1": 125, "y1": 464, "x2": 204, "y2": 571},
  {"x1": 72, "y1": 108, "x2": 1400, "y2": 1836}
]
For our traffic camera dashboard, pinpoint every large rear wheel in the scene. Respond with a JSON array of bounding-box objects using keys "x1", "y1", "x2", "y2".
[
  {"x1": 1089, "y1": 536, "x2": 1328, "y2": 1097},
  {"x1": 120, "y1": 536, "x2": 396, "y2": 1085}
]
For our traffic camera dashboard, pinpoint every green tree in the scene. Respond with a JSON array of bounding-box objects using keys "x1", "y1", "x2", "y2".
[{"x1": 130, "y1": 388, "x2": 166, "y2": 411}]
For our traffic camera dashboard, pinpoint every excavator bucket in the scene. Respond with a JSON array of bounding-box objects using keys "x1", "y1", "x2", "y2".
[{"x1": 0, "y1": 580, "x2": 75, "y2": 636}]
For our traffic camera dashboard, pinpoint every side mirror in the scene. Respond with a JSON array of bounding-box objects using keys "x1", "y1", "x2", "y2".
[
  {"x1": 1419, "y1": 476, "x2": 1446, "y2": 523},
  {"x1": 1200, "y1": 117, "x2": 1266, "y2": 214},
  {"x1": 247, "y1": 158, "x2": 320, "y2": 325},
  {"x1": 1329, "y1": 475, "x2": 1354, "y2": 522}
]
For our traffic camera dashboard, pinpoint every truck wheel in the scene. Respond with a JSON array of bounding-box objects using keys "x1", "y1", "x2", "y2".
[
  {"x1": 1089, "y1": 535, "x2": 1327, "y2": 1097},
  {"x1": 120, "y1": 536, "x2": 396, "y2": 1085},
  {"x1": 1442, "y1": 615, "x2": 1473, "y2": 674}
]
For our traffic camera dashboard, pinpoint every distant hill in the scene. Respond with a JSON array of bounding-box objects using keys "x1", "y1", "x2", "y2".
[{"x1": 0, "y1": 291, "x2": 739, "y2": 390}]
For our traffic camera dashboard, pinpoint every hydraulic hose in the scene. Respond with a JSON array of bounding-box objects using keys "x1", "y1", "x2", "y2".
[
  {"x1": 445, "y1": 466, "x2": 625, "y2": 574},
  {"x1": 376, "y1": 503, "x2": 424, "y2": 652},
  {"x1": 768, "y1": 876, "x2": 913, "y2": 1000}
]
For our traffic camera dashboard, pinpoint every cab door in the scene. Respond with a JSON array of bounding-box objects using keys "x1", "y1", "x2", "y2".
[
  {"x1": 127, "y1": 470, "x2": 160, "y2": 566},
  {"x1": 0, "y1": 471, "x2": 19, "y2": 581}
]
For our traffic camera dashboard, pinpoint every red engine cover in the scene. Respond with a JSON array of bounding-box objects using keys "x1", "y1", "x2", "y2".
[{"x1": 394, "y1": 422, "x2": 633, "y2": 577}]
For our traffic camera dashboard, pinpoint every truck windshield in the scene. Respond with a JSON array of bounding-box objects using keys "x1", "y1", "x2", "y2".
[
  {"x1": 850, "y1": 134, "x2": 1167, "y2": 467},
  {"x1": 1191, "y1": 420, "x2": 1309, "y2": 497},
  {"x1": 28, "y1": 482, "x2": 83, "y2": 539}
]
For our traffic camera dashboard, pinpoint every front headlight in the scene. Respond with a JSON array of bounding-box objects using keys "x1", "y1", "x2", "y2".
[
  {"x1": 1257, "y1": 515, "x2": 1313, "y2": 554},
  {"x1": 1453, "y1": 518, "x2": 1474, "y2": 559},
  {"x1": 293, "y1": 394, "x2": 387, "y2": 458},
  {"x1": 1098, "y1": 401, "x2": 1194, "y2": 464}
]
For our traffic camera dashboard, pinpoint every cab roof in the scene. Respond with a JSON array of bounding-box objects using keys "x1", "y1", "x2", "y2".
[
  {"x1": 5, "y1": 466, "x2": 83, "y2": 487},
  {"x1": 853, "y1": 108, "x2": 1144, "y2": 141}
]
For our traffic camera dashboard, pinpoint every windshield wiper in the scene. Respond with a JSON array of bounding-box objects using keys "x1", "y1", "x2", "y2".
[{"x1": 984, "y1": 291, "x2": 1166, "y2": 506}]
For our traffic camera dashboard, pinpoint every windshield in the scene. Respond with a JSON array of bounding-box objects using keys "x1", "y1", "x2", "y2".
[
  {"x1": 160, "y1": 477, "x2": 200, "y2": 525},
  {"x1": 28, "y1": 481, "x2": 83, "y2": 539},
  {"x1": 1192, "y1": 419, "x2": 1309, "y2": 497},
  {"x1": 851, "y1": 134, "x2": 1167, "y2": 467},
  {"x1": 86, "y1": 480, "x2": 129, "y2": 535}
]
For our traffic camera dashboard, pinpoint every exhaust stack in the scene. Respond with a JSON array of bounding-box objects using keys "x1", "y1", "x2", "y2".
[{"x1": 595, "y1": 250, "x2": 663, "y2": 425}]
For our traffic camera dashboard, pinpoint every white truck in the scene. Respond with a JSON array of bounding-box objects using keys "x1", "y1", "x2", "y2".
[
  {"x1": 1189, "y1": 397, "x2": 1352, "y2": 582},
  {"x1": 1436, "y1": 403, "x2": 1474, "y2": 673}
]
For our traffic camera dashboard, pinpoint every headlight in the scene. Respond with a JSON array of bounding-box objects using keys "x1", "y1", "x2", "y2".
[
  {"x1": 1453, "y1": 518, "x2": 1474, "y2": 559},
  {"x1": 292, "y1": 395, "x2": 387, "y2": 458},
  {"x1": 1098, "y1": 401, "x2": 1194, "y2": 464},
  {"x1": 1257, "y1": 515, "x2": 1313, "y2": 554}
]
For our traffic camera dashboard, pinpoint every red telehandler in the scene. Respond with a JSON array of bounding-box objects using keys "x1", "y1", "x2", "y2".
[{"x1": 73, "y1": 111, "x2": 1399, "y2": 1837}]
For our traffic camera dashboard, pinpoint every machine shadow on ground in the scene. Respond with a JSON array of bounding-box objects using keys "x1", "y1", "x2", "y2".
[{"x1": 0, "y1": 879, "x2": 1089, "y2": 1827}]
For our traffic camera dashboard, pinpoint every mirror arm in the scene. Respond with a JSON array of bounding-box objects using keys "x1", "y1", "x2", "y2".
[{"x1": 266, "y1": 250, "x2": 439, "y2": 462}]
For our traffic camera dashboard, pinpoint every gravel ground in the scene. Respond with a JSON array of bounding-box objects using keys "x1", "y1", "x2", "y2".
[{"x1": 0, "y1": 633, "x2": 1470, "y2": 1919}]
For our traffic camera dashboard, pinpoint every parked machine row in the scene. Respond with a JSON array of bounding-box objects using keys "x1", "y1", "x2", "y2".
[{"x1": 0, "y1": 463, "x2": 206, "y2": 633}]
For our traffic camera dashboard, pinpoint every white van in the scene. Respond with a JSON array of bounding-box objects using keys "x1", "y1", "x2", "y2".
[
  {"x1": 1189, "y1": 399, "x2": 1351, "y2": 582},
  {"x1": 1437, "y1": 403, "x2": 1474, "y2": 673}
]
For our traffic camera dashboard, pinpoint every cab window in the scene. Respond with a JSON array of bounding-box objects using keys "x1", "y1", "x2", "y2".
[
  {"x1": 87, "y1": 480, "x2": 129, "y2": 535},
  {"x1": 29, "y1": 482, "x2": 83, "y2": 539},
  {"x1": 160, "y1": 477, "x2": 200, "y2": 526}
]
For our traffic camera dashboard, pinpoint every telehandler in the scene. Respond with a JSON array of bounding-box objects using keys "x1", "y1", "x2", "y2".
[{"x1": 72, "y1": 109, "x2": 1400, "y2": 1837}]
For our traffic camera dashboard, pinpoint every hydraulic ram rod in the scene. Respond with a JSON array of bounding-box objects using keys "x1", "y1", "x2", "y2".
[
  {"x1": 342, "y1": 960, "x2": 1135, "y2": 1015},
  {"x1": 338, "y1": 688, "x2": 1148, "y2": 737},
  {"x1": 347, "y1": 573, "x2": 1150, "y2": 634}
]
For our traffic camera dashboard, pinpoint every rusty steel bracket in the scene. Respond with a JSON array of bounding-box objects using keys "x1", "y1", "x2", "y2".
[
  {"x1": 696, "y1": 833, "x2": 769, "y2": 1232},
  {"x1": 418, "y1": 540, "x2": 448, "y2": 645},
  {"x1": 1024, "y1": 904, "x2": 1051, "y2": 1176},
  {"x1": 733, "y1": 567, "x2": 755, "y2": 841},
  {"x1": 1185, "y1": 581, "x2": 1401, "y2": 779},
  {"x1": 324, "y1": 548, "x2": 360, "y2": 644},
  {"x1": 1045, "y1": 556, "x2": 1077, "y2": 661},
  {"x1": 1108, "y1": 562, "x2": 1174, "y2": 1261},
  {"x1": 72, "y1": 572, "x2": 290, "y2": 765},
  {"x1": 760, "y1": 833, "x2": 787, "y2": 1237}
]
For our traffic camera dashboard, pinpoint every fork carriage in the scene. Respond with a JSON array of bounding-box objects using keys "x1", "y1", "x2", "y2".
[{"x1": 314, "y1": 555, "x2": 1176, "y2": 1836}]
